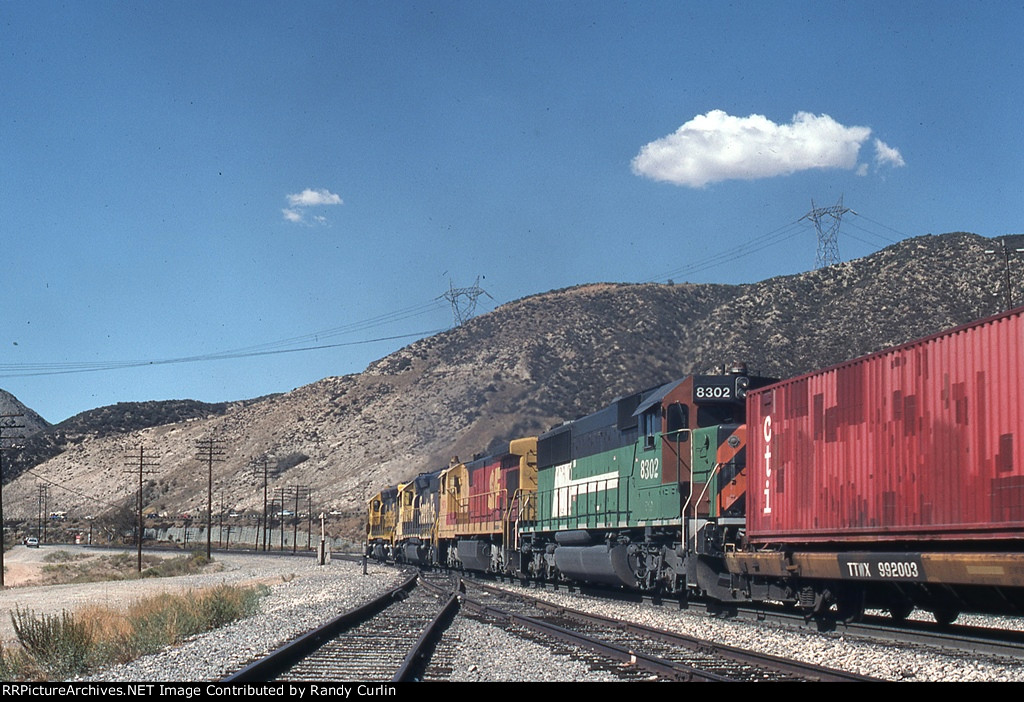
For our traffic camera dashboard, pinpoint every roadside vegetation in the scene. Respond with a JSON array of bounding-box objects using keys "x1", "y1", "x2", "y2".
[
  {"x1": 0, "y1": 583, "x2": 268, "y2": 681},
  {"x1": 34, "y1": 549, "x2": 220, "y2": 586}
]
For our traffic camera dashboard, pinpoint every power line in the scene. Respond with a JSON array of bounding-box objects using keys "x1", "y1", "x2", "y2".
[
  {"x1": 0, "y1": 329, "x2": 445, "y2": 379},
  {"x1": 0, "y1": 295, "x2": 448, "y2": 377},
  {"x1": 985, "y1": 238, "x2": 1024, "y2": 310},
  {"x1": 643, "y1": 205, "x2": 917, "y2": 285},
  {"x1": 642, "y1": 220, "x2": 805, "y2": 283},
  {"x1": 0, "y1": 413, "x2": 25, "y2": 587},
  {"x1": 196, "y1": 437, "x2": 226, "y2": 560},
  {"x1": 124, "y1": 444, "x2": 160, "y2": 573},
  {"x1": 19, "y1": 467, "x2": 125, "y2": 510},
  {"x1": 844, "y1": 219, "x2": 901, "y2": 247},
  {"x1": 852, "y1": 212, "x2": 912, "y2": 240}
]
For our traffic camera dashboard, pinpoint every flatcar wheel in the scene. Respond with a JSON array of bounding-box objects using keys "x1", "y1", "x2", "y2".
[
  {"x1": 834, "y1": 588, "x2": 865, "y2": 623},
  {"x1": 887, "y1": 601, "x2": 914, "y2": 622},
  {"x1": 932, "y1": 607, "x2": 960, "y2": 626}
]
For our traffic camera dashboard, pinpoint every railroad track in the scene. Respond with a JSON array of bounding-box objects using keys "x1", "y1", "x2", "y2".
[
  {"x1": 223, "y1": 569, "x2": 460, "y2": 682},
  {"x1": 711, "y1": 601, "x2": 1024, "y2": 662},
  {"x1": 486, "y1": 572, "x2": 1024, "y2": 665},
  {"x1": 460, "y1": 579, "x2": 877, "y2": 682}
]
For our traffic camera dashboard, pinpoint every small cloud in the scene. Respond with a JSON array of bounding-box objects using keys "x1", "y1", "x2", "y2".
[
  {"x1": 282, "y1": 187, "x2": 344, "y2": 224},
  {"x1": 631, "y1": 110, "x2": 901, "y2": 187},
  {"x1": 287, "y1": 188, "x2": 343, "y2": 207},
  {"x1": 873, "y1": 138, "x2": 906, "y2": 168}
]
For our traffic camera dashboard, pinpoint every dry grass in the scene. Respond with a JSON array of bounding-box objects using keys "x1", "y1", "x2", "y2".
[
  {"x1": 32, "y1": 550, "x2": 220, "y2": 586},
  {"x1": 0, "y1": 584, "x2": 267, "y2": 681}
]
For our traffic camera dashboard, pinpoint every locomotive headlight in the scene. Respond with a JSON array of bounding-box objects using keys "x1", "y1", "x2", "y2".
[{"x1": 734, "y1": 376, "x2": 750, "y2": 399}]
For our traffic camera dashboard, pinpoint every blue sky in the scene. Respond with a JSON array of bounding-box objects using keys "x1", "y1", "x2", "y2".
[{"x1": 2, "y1": 1, "x2": 1022, "y2": 422}]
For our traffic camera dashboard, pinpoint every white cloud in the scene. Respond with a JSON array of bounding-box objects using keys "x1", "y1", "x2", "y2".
[
  {"x1": 287, "y1": 188, "x2": 343, "y2": 207},
  {"x1": 282, "y1": 187, "x2": 343, "y2": 224},
  {"x1": 873, "y1": 138, "x2": 906, "y2": 168},
  {"x1": 631, "y1": 110, "x2": 903, "y2": 188}
]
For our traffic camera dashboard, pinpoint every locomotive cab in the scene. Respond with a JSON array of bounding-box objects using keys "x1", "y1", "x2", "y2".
[{"x1": 366, "y1": 486, "x2": 398, "y2": 561}]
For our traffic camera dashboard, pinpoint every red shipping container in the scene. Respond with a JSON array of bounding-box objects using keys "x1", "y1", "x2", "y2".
[{"x1": 746, "y1": 306, "x2": 1024, "y2": 544}]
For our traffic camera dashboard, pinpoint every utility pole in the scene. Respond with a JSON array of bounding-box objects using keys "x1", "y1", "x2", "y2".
[
  {"x1": 274, "y1": 488, "x2": 286, "y2": 551},
  {"x1": 37, "y1": 485, "x2": 49, "y2": 543},
  {"x1": 0, "y1": 413, "x2": 25, "y2": 588},
  {"x1": 124, "y1": 445, "x2": 160, "y2": 573},
  {"x1": 251, "y1": 456, "x2": 276, "y2": 551},
  {"x1": 195, "y1": 438, "x2": 226, "y2": 560},
  {"x1": 440, "y1": 276, "x2": 493, "y2": 326},
  {"x1": 282, "y1": 485, "x2": 311, "y2": 554},
  {"x1": 217, "y1": 481, "x2": 225, "y2": 549},
  {"x1": 801, "y1": 196, "x2": 854, "y2": 269},
  {"x1": 984, "y1": 238, "x2": 1024, "y2": 311},
  {"x1": 306, "y1": 492, "x2": 313, "y2": 551}
]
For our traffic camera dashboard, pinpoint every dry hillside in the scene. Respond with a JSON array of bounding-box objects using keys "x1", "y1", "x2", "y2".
[{"x1": 2, "y1": 232, "x2": 1020, "y2": 538}]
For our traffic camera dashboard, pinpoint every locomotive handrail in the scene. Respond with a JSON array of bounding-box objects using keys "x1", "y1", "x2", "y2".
[
  {"x1": 537, "y1": 475, "x2": 627, "y2": 531},
  {"x1": 504, "y1": 488, "x2": 539, "y2": 546},
  {"x1": 683, "y1": 462, "x2": 723, "y2": 552}
]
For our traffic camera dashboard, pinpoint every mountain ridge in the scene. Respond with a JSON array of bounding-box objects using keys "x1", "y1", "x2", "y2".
[{"x1": 3, "y1": 232, "x2": 1020, "y2": 539}]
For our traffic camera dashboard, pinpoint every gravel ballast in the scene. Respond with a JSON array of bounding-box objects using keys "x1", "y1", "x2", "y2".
[
  {"x1": 473, "y1": 583, "x2": 1024, "y2": 683},
  {"x1": 6, "y1": 548, "x2": 1022, "y2": 682}
]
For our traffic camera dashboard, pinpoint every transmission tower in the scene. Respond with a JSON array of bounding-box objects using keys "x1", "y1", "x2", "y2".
[
  {"x1": 441, "y1": 276, "x2": 493, "y2": 326},
  {"x1": 984, "y1": 237, "x2": 1024, "y2": 311},
  {"x1": 801, "y1": 196, "x2": 854, "y2": 268}
]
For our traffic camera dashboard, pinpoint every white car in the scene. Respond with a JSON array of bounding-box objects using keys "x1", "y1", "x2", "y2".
[{"x1": 25, "y1": 537, "x2": 39, "y2": 548}]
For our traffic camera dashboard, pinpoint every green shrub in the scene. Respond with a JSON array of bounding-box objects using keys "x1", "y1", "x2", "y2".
[
  {"x1": 43, "y1": 550, "x2": 82, "y2": 564},
  {"x1": 140, "y1": 551, "x2": 210, "y2": 578},
  {"x1": 10, "y1": 607, "x2": 92, "y2": 680}
]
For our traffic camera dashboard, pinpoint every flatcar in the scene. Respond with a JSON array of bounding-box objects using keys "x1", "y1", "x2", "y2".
[{"x1": 726, "y1": 305, "x2": 1024, "y2": 622}]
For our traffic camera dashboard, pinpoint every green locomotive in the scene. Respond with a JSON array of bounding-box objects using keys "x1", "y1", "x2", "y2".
[{"x1": 519, "y1": 365, "x2": 773, "y2": 593}]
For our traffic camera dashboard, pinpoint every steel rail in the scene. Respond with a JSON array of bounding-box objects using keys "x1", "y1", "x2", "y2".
[
  {"x1": 459, "y1": 591, "x2": 733, "y2": 681},
  {"x1": 468, "y1": 581, "x2": 877, "y2": 682},
  {"x1": 530, "y1": 597, "x2": 876, "y2": 682},
  {"x1": 222, "y1": 571, "x2": 418, "y2": 682},
  {"x1": 483, "y1": 571, "x2": 1024, "y2": 663},
  {"x1": 393, "y1": 591, "x2": 461, "y2": 681}
]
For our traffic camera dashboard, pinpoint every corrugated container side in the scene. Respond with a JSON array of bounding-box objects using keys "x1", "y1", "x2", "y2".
[{"x1": 747, "y1": 306, "x2": 1024, "y2": 543}]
